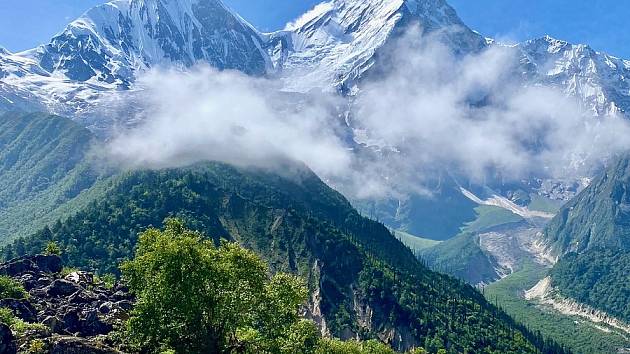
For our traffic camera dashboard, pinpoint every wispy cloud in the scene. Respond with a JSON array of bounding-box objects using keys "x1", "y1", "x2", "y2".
[
  {"x1": 351, "y1": 26, "x2": 630, "y2": 192},
  {"x1": 108, "y1": 66, "x2": 352, "y2": 177},
  {"x1": 107, "y1": 26, "x2": 630, "y2": 199}
]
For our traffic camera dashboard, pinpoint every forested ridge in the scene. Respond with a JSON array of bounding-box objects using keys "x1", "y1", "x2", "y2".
[
  {"x1": 550, "y1": 249, "x2": 630, "y2": 323},
  {"x1": 3, "y1": 163, "x2": 570, "y2": 353},
  {"x1": 0, "y1": 111, "x2": 112, "y2": 241},
  {"x1": 543, "y1": 156, "x2": 630, "y2": 323}
]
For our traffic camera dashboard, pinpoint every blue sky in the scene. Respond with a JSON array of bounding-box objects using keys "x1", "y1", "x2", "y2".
[{"x1": 0, "y1": 0, "x2": 629, "y2": 58}]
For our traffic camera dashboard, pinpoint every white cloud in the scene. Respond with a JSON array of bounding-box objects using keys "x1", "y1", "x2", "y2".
[
  {"x1": 108, "y1": 66, "x2": 352, "y2": 178},
  {"x1": 352, "y1": 27, "x2": 630, "y2": 190},
  {"x1": 107, "y1": 27, "x2": 630, "y2": 200}
]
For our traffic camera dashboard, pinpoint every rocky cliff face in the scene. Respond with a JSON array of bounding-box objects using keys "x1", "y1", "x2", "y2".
[{"x1": 0, "y1": 254, "x2": 131, "y2": 353}]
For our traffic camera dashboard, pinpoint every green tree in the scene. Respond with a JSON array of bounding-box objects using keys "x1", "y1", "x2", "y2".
[
  {"x1": 0, "y1": 275, "x2": 27, "y2": 299},
  {"x1": 315, "y1": 339, "x2": 396, "y2": 354},
  {"x1": 44, "y1": 240, "x2": 61, "y2": 256},
  {"x1": 121, "y1": 219, "x2": 311, "y2": 353}
]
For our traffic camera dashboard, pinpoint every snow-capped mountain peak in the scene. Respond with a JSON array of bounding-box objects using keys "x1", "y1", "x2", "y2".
[
  {"x1": 1, "y1": 0, "x2": 630, "y2": 123},
  {"x1": 19, "y1": 0, "x2": 269, "y2": 85},
  {"x1": 518, "y1": 35, "x2": 630, "y2": 117},
  {"x1": 0, "y1": 0, "x2": 274, "y2": 120},
  {"x1": 267, "y1": 0, "x2": 485, "y2": 92},
  {"x1": 0, "y1": 0, "x2": 486, "y2": 113}
]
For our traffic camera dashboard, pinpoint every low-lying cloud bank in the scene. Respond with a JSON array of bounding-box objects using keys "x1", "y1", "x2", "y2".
[
  {"x1": 354, "y1": 28, "x2": 630, "y2": 184},
  {"x1": 108, "y1": 28, "x2": 630, "y2": 199},
  {"x1": 108, "y1": 67, "x2": 351, "y2": 177}
]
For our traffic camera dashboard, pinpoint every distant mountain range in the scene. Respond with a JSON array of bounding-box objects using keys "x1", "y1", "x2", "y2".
[{"x1": 0, "y1": 0, "x2": 628, "y2": 121}]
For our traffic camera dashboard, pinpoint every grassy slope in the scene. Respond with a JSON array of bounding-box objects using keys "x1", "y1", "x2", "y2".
[
  {"x1": 421, "y1": 204, "x2": 525, "y2": 285},
  {"x1": 461, "y1": 205, "x2": 523, "y2": 234},
  {"x1": 421, "y1": 232, "x2": 499, "y2": 285},
  {"x1": 528, "y1": 195, "x2": 564, "y2": 214},
  {"x1": 394, "y1": 230, "x2": 441, "y2": 253},
  {"x1": 0, "y1": 176, "x2": 114, "y2": 244},
  {"x1": 0, "y1": 111, "x2": 113, "y2": 243},
  {"x1": 485, "y1": 260, "x2": 630, "y2": 354}
]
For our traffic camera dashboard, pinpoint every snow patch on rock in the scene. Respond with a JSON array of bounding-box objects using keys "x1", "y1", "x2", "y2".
[{"x1": 460, "y1": 187, "x2": 555, "y2": 219}]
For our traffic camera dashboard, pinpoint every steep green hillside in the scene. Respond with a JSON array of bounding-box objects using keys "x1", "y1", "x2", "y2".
[
  {"x1": 549, "y1": 249, "x2": 630, "y2": 323},
  {"x1": 0, "y1": 111, "x2": 91, "y2": 201},
  {"x1": 4, "y1": 163, "x2": 567, "y2": 353},
  {"x1": 462, "y1": 205, "x2": 523, "y2": 234},
  {"x1": 543, "y1": 157, "x2": 630, "y2": 322},
  {"x1": 420, "y1": 205, "x2": 525, "y2": 285},
  {"x1": 0, "y1": 111, "x2": 112, "y2": 242},
  {"x1": 421, "y1": 232, "x2": 499, "y2": 285},
  {"x1": 394, "y1": 230, "x2": 441, "y2": 254},
  {"x1": 528, "y1": 194, "x2": 564, "y2": 214},
  {"x1": 543, "y1": 157, "x2": 630, "y2": 255}
]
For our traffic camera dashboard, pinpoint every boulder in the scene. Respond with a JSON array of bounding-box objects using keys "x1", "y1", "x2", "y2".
[
  {"x1": 111, "y1": 291, "x2": 131, "y2": 301},
  {"x1": 97, "y1": 302, "x2": 112, "y2": 315},
  {"x1": 67, "y1": 290, "x2": 97, "y2": 304},
  {"x1": 61, "y1": 309, "x2": 80, "y2": 334},
  {"x1": 64, "y1": 272, "x2": 93, "y2": 286},
  {"x1": 0, "y1": 299, "x2": 37, "y2": 323},
  {"x1": 46, "y1": 280, "x2": 81, "y2": 297},
  {"x1": 16, "y1": 274, "x2": 36, "y2": 290},
  {"x1": 36, "y1": 276, "x2": 53, "y2": 288},
  {"x1": 114, "y1": 300, "x2": 133, "y2": 312},
  {"x1": 42, "y1": 316, "x2": 65, "y2": 334},
  {"x1": 33, "y1": 255, "x2": 62, "y2": 274},
  {"x1": 0, "y1": 255, "x2": 62, "y2": 277},
  {"x1": 0, "y1": 323, "x2": 16, "y2": 354},
  {"x1": 0, "y1": 259, "x2": 35, "y2": 277},
  {"x1": 77, "y1": 309, "x2": 112, "y2": 336},
  {"x1": 47, "y1": 336, "x2": 119, "y2": 354},
  {"x1": 112, "y1": 284, "x2": 128, "y2": 293}
]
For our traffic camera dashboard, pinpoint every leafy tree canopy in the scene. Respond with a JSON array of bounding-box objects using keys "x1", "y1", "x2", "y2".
[{"x1": 121, "y1": 218, "x2": 312, "y2": 353}]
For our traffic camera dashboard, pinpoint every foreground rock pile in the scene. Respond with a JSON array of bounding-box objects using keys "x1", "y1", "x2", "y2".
[{"x1": 0, "y1": 254, "x2": 132, "y2": 353}]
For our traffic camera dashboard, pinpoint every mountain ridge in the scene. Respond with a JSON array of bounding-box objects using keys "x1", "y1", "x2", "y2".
[
  {"x1": 6, "y1": 0, "x2": 629, "y2": 122},
  {"x1": 266, "y1": 0, "x2": 485, "y2": 92},
  {"x1": 0, "y1": 0, "x2": 271, "y2": 118},
  {"x1": 0, "y1": 113, "x2": 567, "y2": 352},
  {"x1": 516, "y1": 35, "x2": 630, "y2": 117}
]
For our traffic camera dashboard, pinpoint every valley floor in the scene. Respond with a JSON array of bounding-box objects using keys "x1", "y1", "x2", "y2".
[
  {"x1": 485, "y1": 260, "x2": 630, "y2": 354},
  {"x1": 422, "y1": 186, "x2": 630, "y2": 354}
]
